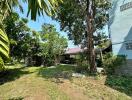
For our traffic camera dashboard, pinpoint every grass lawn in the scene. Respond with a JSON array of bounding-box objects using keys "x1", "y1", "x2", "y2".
[{"x1": 0, "y1": 64, "x2": 132, "y2": 100}]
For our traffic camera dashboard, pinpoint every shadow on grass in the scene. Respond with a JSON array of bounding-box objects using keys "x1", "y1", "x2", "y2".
[
  {"x1": 0, "y1": 67, "x2": 32, "y2": 85},
  {"x1": 37, "y1": 65, "x2": 75, "y2": 83},
  {"x1": 8, "y1": 96, "x2": 24, "y2": 100},
  {"x1": 105, "y1": 75, "x2": 132, "y2": 97}
]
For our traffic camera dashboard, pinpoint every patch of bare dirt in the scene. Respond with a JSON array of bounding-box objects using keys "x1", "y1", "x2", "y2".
[
  {"x1": 25, "y1": 95, "x2": 49, "y2": 100},
  {"x1": 58, "y1": 79, "x2": 89, "y2": 100}
]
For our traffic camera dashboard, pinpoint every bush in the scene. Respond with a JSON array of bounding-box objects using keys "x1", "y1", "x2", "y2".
[
  {"x1": 76, "y1": 61, "x2": 89, "y2": 73},
  {"x1": 76, "y1": 53, "x2": 89, "y2": 73},
  {"x1": 103, "y1": 53, "x2": 126, "y2": 74},
  {"x1": 0, "y1": 57, "x2": 5, "y2": 72},
  {"x1": 105, "y1": 75, "x2": 132, "y2": 96}
]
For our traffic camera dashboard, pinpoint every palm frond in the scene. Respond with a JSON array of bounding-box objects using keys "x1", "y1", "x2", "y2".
[
  {"x1": 0, "y1": 29, "x2": 9, "y2": 59},
  {"x1": 26, "y1": 0, "x2": 63, "y2": 20}
]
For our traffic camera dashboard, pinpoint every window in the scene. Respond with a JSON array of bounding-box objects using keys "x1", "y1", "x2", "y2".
[{"x1": 126, "y1": 42, "x2": 132, "y2": 50}]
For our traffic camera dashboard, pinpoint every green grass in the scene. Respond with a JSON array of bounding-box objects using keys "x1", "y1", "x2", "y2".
[
  {"x1": 38, "y1": 65, "x2": 75, "y2": 79},
  {"x1": 0, "y1": 64, "x2": 131, "y2": 100},
  {"x1": 105, "y1": 75, "x2": 132, "y2": 97}
]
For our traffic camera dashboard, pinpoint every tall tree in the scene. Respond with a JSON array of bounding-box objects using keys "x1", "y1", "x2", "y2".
[
  {"x1": 86, "y1": 0, "x2": 111, "y2": 72},
  {"x1": 53, "y1": 0, "x2": 110, "y2": 72}
]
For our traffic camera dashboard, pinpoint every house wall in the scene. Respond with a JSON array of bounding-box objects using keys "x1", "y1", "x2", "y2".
[
  {"x1": 109, "y1": 0, "x2": 132, "y2": 59},
  {"x1": 109, "y1": 0, "x2": 132, "y2": 75}
]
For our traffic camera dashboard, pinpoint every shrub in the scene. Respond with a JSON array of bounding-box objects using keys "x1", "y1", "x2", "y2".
[
  {"x1": 102, "y1": 53, "x2": 126, "y2": 74},
  {"x1": 0, "y1": 57, "x2": 5, "y2": 72},
  {"x1": 105, "y1": 75, "x2": 132, "y2": 96},
  {"x1": 76, "y1": 62, "x2": 89, "y2": 73},
  {"x1": 76, "y1": 53, "x2": 89, "y2": 73}
]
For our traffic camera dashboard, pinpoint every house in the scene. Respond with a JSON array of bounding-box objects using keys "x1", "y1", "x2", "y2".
[
  {"x1": 60, "y1": 48, "x2": 85, "y2": 64},
  {"x1": 61, "y1": 45, "x2": 111, "y2": 65},
  {"x1": 109, "y1": 0, "x2": 132, "y2": 75}
]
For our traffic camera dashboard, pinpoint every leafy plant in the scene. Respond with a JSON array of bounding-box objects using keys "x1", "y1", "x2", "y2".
[
  {"x1": 40, "y1": 24, "x2": 68, "y2": 66},
  {"x1": 103, "y1": 53, "x2": 126, "y2": 74},
  {"x1": 105, "y1": 75, "x2": 132, "y2": 96},
  {"x1": 0, "y1": 56, "x2": 5, "y2": 72},
  {"x1": 0, "y1": 0, "x2": 63, "y2": 21},
  {"x1": 76, "y1": 53, "x2": 89, "y2": 73},
  {"x1": 0, "y1": 29, "x2": 9, "y2": 59}
]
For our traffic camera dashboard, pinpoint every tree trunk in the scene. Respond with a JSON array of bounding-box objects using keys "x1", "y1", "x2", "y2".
[{"x1": 86, "y1": 0, "x2": 96, "y2": 73}]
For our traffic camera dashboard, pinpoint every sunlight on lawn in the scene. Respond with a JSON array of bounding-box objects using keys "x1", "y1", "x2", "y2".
[{"x1": 0, "y1": 64, "x2": 131, "y2": 100}]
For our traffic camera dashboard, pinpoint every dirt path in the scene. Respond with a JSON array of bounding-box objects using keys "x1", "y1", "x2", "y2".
[{"x1": 58, "y1": 80, "x2": 89, "y2": 100}]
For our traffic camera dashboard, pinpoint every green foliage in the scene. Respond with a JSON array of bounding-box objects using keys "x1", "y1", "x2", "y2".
[
  {"x1": 76, "y1": 53, "x2": 89, "y2": 73},
  {"x1": 53, "y1": 0, "x2": 86, "y2": 44},
  {"x1": 8, "y1": 96, "x2": 24, "y2": 100},
  {"x1": 54, "y1": 0, "x2": 111, "y2": 45},
  {"x1": 0, "y1": 0, "x2": 63, "y2": 21},
  {"x1": 38, "y1": 65, "x2": 74, "y2": 79},
  {"x1": 3, "y1": 12, "x2": 30, "y2": 61},
  {"x1": 53, "y1": 0, "x2": 111, "y2": 73},
  {"x1": 94, "y1": 32, "x2": 110, "y2": 49},
  {"x1": 40, "y1": 24, "x2": 68, "y2": 66},
  {"x1": 0, "y1": 0, "x2": 63, "y2": 63},
  {"x1": 25, "y1": 0, "x2": 63, "y2": 20},
  {"x1": 105, "y1": 75, "x2": 132, "y2": 96},
  {"x1": 0, "y1": 0, "x2": 65, "y2": 68},
  {"x1": 0, "y1": 57, "x2": 5, "y2": 72},
  {"x1": 17, "y1": 24, "x2": 68, "y2": 66},
  {"x1": 103, "y1": 53, "x2": 126, "y2": 74},
  {"x1": 0, "y1": 29, "x2": 9, "y2": 59}
]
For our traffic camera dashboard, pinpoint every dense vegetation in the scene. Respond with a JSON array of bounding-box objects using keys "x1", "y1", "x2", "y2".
[
  {"x1": 0, "y1": 0, "x2": 132, "y2": 99},
  {"x1": 4, "y1": 13, "x2": 68, "y2": 66},
  {"x1": 0, "y1": 0, "x2": 63, "y2": 70}
]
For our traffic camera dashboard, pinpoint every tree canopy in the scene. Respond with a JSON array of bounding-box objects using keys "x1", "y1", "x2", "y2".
[
  {"x1": 40, "y1": 24, "x2": 68, "y2": 65},
  {"x1": 54, "y1": 0, "x2": 110, "y2": 45},
  {"x1": 53, "y1": 0, "x2": 111, "y2": 72},
  {"x1": 0, "y1": 0, "x2": 63, "y2": 69}
]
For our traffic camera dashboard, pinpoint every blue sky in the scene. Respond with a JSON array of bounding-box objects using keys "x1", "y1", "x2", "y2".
[
  {"x1": 15, "y1": 2, "x2": 109, "y2": 48},
  {"x1": 15, "y1": 3, "x2": 77, "y2": 48}
]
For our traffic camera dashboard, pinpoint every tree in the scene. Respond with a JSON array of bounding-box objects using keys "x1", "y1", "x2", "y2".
[
  {"x1": 0, "y1": 0, "x2": 63, "y2": 63},
  {"x1": 0, "y1": 0, "x2": 11, "y2": 60},
  {"x1": 18, "y1": 24, "x2": 68, "y2": 66},
  {"x1": 0, "y1": 0, "x2": 63, "y2": 20},
  {"x1": 40, "y1": 24, "x2": 68, "y2": 66},
  {"x1": 0, "y1": 0, "x2": 23, "y2": 58},
  {"x1": 3, "y1": 12, "x2": 30, "y2": 61},
  {"x1": 54, "y1": 0, "x2": 110, "y2": 73},
  {"x1": 86, "y1": 0, "x2": 111, "y2": 72}
]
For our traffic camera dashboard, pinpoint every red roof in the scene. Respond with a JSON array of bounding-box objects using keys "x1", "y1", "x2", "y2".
[{"x1": 65, "y1": 47, "x2": 84, "y2": 54}]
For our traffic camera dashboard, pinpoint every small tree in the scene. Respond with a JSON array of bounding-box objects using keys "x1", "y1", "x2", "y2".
[{"x1": 40, "y1": 24, "x2": 68, "y2": 66}]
